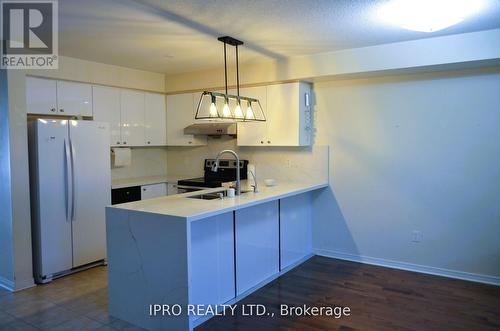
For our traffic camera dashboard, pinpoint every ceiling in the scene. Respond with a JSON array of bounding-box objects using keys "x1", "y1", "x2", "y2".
[{"x1": 59, "y1": 0, "x2": 500, "y2": 75}]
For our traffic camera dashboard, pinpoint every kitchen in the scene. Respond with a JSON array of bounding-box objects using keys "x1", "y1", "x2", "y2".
[{"x1": 1, "y1": 1, "x2": 500, "y2": 330}]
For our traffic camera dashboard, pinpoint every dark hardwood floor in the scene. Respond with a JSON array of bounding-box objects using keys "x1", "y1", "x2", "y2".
[
  {"x1": 1, "y1": 256, "x2": 499, "y2": 330},
  {"x1": 197, "y1": 256, "x2": 500, "y2": 331}
]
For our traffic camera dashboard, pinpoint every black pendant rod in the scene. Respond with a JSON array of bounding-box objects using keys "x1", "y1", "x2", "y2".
[
  {"x1": 236, "y1": 45, "x2": 240, "y2": 99},
  {"x1": 218, "y1": 36, "x2": 243, "y2": 98},
  {"x1": 223, "y1": 41, "x2": 228, "y2": 96}
]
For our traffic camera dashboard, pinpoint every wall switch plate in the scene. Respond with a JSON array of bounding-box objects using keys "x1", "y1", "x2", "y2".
[{"x1": 411, "y1": 230, "x2": 423, "y2": 243}]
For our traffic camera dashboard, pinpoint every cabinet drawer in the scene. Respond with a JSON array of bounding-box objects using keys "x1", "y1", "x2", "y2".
[{"x1": 141, "y1": 183, "x2": 167, "y2": 200}]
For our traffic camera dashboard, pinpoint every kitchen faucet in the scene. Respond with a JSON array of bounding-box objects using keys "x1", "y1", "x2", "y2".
[
  {"x1": 212, "y1": 149, "x2": 241, "y2": 195},
  {"x1": 249, "y1": 169, "x2": 258, "y2": 193}
]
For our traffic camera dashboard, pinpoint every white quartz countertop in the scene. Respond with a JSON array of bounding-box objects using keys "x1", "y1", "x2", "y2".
[
  {"x1": 111, "y1": 174, "x2": 195, "y2": 189},
  {"x1": 109, "y1": 180, "x2": 328, "y2": 221}
]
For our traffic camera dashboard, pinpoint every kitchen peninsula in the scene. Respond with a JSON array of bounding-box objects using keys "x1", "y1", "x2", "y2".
[{"x1": 105, "y1": 180, "x2": 327, "y2": 330}]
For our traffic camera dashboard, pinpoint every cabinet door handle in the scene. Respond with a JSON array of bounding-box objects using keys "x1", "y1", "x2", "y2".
[
  {"x1": 50, "y1": 108, "x2": 56, "y2": 112},
  {"x1": 147, "y1": 141, "x2": 151, "y2": 144},
  {"x1": 59, "y1": 109, "x2": 64, "y2": 113},
  {"x1": 116, "y1": 142, "x2": 120, "y2": 145},
  {"x1": 260, "y1": 141, "x2": 264, "y2": 144},
  {"x1": 123, "y1": 141, "x2": 127, "y2": 144},
  {"x1": 188, "y1": 141, "x2": 192, "y2": 144},
  {"x1": 267, "y1": 141, "x2": 271, "y2": 144}
]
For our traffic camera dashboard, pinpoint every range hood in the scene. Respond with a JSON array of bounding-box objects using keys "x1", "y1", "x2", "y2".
[{"x1": 184, "y1": 123, "x2": 237, "y2": 136}]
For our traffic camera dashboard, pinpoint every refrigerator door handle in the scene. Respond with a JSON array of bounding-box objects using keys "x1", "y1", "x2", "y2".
[
  {"x1": 64, "y1": 139, "x2": 73, "y2": 222},
  {"x1": 70, "y1": 139, "x2": 76, "y2": 222}
]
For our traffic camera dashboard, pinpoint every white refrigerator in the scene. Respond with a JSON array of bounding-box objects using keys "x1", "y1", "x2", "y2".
[{"x1": 28, "y1": 119, "x2": 111, "y2": 283}]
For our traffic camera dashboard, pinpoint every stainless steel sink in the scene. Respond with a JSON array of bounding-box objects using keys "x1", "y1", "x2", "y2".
[
  {"x1": 186, "y1": 188, "x2": 254, "y2": 200},
  {"x1": 187, "y1": 191, "x2": 226, "y2": 200}
]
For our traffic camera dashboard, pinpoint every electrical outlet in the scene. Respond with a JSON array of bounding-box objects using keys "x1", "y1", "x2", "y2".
[{"x1": 411, "y1": 230, "x2": 423, "y2": 243}]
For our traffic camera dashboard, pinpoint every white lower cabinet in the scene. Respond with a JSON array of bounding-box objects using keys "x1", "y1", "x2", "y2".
[
  {"x1": 279, "y1": 193, "x2": 313, "y2": 270},
  {"x1": 140, "y1": 183, "x2": 167, "y2": 200},
  {"x1": 167, "y1": 183, "x2": 178, "y2": 195},
  {"x1": 189, "y1": 212, "x2": 235, "y2": 320},
  {"x1": 235, "y1": 200, "x2": 279, "y2": 295}
]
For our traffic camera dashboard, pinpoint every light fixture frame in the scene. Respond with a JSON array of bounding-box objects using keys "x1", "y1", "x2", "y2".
[
  {"x1": 195, "y1": 91, "x2": 266, "y2": 122},
  {"x1": 194, "y1": 36, "x2": 266, "y2": 122}
]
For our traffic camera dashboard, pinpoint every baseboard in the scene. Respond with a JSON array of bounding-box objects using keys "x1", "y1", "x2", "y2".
[
  {"x1": 0, "y1": 275, "x2": 35, "y2": 292},
  {"x1": 314, "y1": 249, "x2": 500, "y2": 286}
]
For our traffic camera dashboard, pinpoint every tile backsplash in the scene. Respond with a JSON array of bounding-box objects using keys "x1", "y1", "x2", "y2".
[{"x1": 166, "y1": 137, "x2": 329, "y2": 184}]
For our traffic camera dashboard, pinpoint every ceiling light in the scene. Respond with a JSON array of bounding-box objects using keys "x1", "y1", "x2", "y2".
[
  {"x1": 377, "y1": 0, "x2": 486, "y2": 32},
  {"x1": 195, "y1": 36, "x2": 266, "y2": 122}
]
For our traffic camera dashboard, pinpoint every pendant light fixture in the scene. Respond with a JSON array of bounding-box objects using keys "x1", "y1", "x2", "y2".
[{"x1": 195, "y1": 36, "x2": 266, "y2": 122}]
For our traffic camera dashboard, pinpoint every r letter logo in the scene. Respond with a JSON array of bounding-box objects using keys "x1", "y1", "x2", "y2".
[{"x1": 1, "y1": 0, "x2": 58, "y2": 69}]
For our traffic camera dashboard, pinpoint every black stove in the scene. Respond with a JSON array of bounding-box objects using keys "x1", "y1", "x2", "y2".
[
  {"x1": 177, "y1": 177, "x2": 223, "y2": 188},
  {"x1": 177, "y1": 159, "x2": 248, "y2": 190}
]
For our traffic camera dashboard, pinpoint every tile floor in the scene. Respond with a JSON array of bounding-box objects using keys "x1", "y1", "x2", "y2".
[{"x1": 0, "y1": 266, "x2": 144, "y2": 331}]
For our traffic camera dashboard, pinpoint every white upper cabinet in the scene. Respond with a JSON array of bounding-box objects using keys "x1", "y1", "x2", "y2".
[
  {"x1": 120, "y1": 90, "x2": 145, "y2": 146},
  {"x1": 92, "y1": 86, "x2": 121, "y2": 146},
  {"x1": 26, "y1": 77, "x2": 58, "y2": 115},
  {"x1": 166, "y1": 93, "x2": 206, "y2": 146},
  {"x1": 93, "y1": 87, "x2": 167, "y2": 147},
  {"x1": 237, "y1": 82, "x2": 312, "y2": 146},
  {"x1": 56, "y1": 80, "x2": 93, "y2": 117},
  {"x1": 237, "y1": 86, "x2": 268, "y2": 146},
  {"x1": 144, "y1": 93, "x2": 167, "y2": 146},
  {"x1": 26, "y1": 77, "x2": 92, "y2": 117}
]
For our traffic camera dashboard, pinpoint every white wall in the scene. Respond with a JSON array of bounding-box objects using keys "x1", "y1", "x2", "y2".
[
  {"x1": 27, "y1": 56, "x2": 166, "y2": 92},
  {"x1": 313, "y1": 68, "x2": 500, "y2": 283},
  {"x1": 165, "y1": 29, "x2": 500, "y2": 93}
]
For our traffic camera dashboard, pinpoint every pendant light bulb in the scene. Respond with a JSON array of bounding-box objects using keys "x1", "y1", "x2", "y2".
[
  {"x1": 222, "y1": 99, "x2": 231, "y2": 118},
  {"x1": 235, "y1": 101, "x2": 244, "y2": 119},
  {"x1": 209, "y1": 95, "x2": 217, "y2": 117},
  {"x1": 209, "y1": 102, "x2": 217, "y2": 117},
  {"x1": 246, "y1": 102, "x2": 254, "y2": 120}
]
